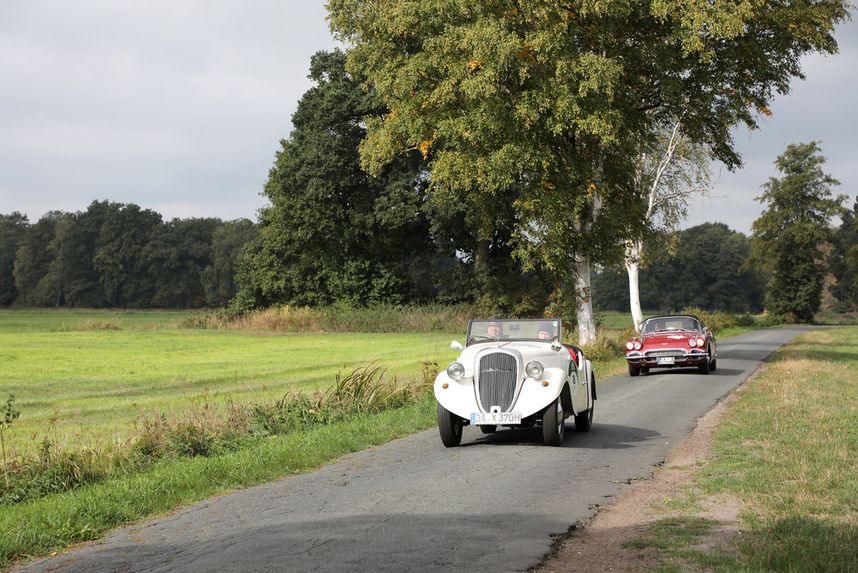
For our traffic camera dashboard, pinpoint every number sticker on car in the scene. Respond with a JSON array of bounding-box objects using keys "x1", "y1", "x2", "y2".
[
  {"x1": 657, "y1": 357, "x2": 675, "y2": 365},
  {"x1": 470, "y1": 412, "x2": 522, "y2": 425}
]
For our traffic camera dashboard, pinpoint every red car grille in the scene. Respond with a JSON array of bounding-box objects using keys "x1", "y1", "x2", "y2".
[{"x1": 645, "y1": 350, "x2": 686, "y2": 358}]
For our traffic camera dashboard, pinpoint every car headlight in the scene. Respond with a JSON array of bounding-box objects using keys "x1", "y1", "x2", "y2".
[
  {"x1": 634, "y1": 340, "x2": 642, "y2": 350},
  {"x1": 689, "y1": 338, "x2": 696, "y2": 347},
  {"x1": 696, "y1": 338, "x2": 705, "y2": 347},
  {"x1": 626, "y1": 341, "x2": 634, "y2": 350},
  {"x1": 525, "y1": 361, "x2": 544, "y2": 379},
  {"x1": 447, "y1": 362, "x2": 465, "y2": 381}
]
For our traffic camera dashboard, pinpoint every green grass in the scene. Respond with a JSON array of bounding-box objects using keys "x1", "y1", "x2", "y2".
[
  {"x1": 0, "y1": 310, "x2": 458, "y2": 456},
  {"x1": 0, "y1": 308, "x2": 195, "y2": 332},
  {"x1": 696, "y1": 327, "x2": 858, "y2": 571},
  {"x1": 0, "y1": 396, "x2": 438, "y2": 568},
  {"x1": 631, "y1": 327, "x2": 858, "y2": 572}
]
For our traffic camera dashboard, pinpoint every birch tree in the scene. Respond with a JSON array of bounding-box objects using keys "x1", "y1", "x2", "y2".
[{"x1": 626, "y1": 118, "x2": 713, "y2": 331}]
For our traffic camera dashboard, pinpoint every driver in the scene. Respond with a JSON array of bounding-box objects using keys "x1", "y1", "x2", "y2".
[
  {"x1": 486, "y1": 320, "x2": 504, "y2": 338},
  {"x1": 537, "y1": 321, "x2": 556, "y2": 340}
]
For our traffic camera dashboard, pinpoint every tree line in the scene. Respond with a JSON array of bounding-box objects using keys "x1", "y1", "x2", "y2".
[{"x1": 0, "y1": 201, "x2": 256, "y2": 308}]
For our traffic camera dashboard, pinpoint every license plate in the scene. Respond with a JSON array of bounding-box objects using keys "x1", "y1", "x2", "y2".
[
  {"x1": 470, "y1": 412, "x2": 522, "y2": 425},
  {"x1": 657, "y1": 357, "x2": 675, "y2": 365}
]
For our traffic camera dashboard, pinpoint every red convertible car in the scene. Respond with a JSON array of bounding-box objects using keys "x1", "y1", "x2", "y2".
[{"x1": 625, "y1": 315, "x2": 717, "y2": 376}]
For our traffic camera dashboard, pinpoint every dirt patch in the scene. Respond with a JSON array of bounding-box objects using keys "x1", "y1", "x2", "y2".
[{"x1": 536, "y1": 375, "x2": 754, "y2": 572}]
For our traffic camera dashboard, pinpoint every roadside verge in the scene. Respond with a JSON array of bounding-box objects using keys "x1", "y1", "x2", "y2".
[{"x1": 538, "y1": 327, "x2": 857, "y2": 572}]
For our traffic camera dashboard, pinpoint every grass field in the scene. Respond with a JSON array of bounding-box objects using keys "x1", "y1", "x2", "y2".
[{"x1": 0, "y1": 309, "x2": 459, "y2": 456}]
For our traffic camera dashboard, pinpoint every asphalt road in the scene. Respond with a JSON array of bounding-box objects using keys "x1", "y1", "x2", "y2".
[{"x1": 16, "y1": 326, "x2": 811, "y2": 573}]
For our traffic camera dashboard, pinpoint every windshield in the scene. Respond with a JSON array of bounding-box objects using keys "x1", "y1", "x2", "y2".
[
  {"x1": 641, "y1": 317, "x2": 702, "y2": 334},
  {"x1": 467, "y1": 319, "x2": 562, "y2": 344}
]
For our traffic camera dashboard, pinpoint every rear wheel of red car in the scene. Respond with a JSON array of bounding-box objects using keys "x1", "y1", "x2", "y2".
[
  {"x1": 628, "y1": 364, "x2": 640, "y2": 377},
  {"x1": 542, "y1": 396, "x2": 565, "y2": 446},
  {"x1": 437, "y1": 403, "x2": 463, "y2": 447}
]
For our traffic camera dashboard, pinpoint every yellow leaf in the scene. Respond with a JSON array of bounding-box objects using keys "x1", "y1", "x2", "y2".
[
  {"x1": 468, "y1": 59, "x2": 481, "y2": 71},
  {"x1": 419, "y1": 139, "x2": 433, "y2": 160}
]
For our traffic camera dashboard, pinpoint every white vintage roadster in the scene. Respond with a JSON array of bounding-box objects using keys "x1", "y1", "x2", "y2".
[{"x1": 434, "y1": 318, "x2": 596, "y2": 447}]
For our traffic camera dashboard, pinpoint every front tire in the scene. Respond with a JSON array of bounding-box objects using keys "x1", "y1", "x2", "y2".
[
  {"x1": 437, "y1": 403, "x2": 463, "y2": 447},
  {"x1": 698, "y1": 349, "x2": 711, "y2": 375},
  {"x1": 628, "y1": 364, "x2": 640, "y2": 377},
  {"x1": 542, "y1": 396, "x2": 566, "y2": 446},
  {"x1": 710, "y1": 357, "x2": 717, "y2": 371}
]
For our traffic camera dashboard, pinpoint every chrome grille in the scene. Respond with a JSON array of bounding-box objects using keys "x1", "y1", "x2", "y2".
[
  {"x1": 477, "y1": 352, "x2": 518, "y2": 412},
  {"x1": 645, "y1": 350, "x2": 685, "y2": 358}
]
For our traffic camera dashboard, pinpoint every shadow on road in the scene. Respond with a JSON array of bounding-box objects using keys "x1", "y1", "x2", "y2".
[{"x1": 460, "y1": 423, "x2": 660, "y2": 450}]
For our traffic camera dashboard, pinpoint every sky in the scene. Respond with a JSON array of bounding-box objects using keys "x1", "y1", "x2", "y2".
[{"x1": 1, "y1": 2, "x2": 855, "y2": 234}]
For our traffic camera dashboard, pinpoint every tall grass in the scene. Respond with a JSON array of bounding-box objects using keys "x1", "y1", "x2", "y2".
[
  {"x1": 183, "y1": 303, "x2": 475, "y2": 333},
  {"x1": 0, "y1": 363, "x2": 435, "y2": 508}
]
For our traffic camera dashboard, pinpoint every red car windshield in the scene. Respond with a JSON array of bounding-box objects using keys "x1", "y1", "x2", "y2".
[{"x1": 641, "y1": 317, "x2": 701, "y2": 334}]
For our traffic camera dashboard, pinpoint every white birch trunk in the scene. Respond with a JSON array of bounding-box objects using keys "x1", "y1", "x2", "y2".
[
  {"x1": 625, "y1": 240, "x2": 644, "y2": 331},
  {"x1": 575, "y1": 252, "x2": 597, "y2": 346},
  {"x1": 573, "y1": 176, "x2": 602, "y2": 346}
]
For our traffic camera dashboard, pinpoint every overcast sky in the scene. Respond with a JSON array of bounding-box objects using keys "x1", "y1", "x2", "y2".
[{"x1": 1, "y1": 3, "x2": 855, "y2": 234}]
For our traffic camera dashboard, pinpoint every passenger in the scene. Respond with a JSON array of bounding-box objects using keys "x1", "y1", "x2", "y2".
[{"x1": 537, "y1": 321, "x2": 556, "y2": 341}]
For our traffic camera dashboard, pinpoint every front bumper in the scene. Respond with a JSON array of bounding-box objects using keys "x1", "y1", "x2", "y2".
[
  {"x1": 625, "y1": 348, "x2": 709, "y2": 368},
  {"x1": 434, "y1": 367, "x2": 567, "y2": 422}
]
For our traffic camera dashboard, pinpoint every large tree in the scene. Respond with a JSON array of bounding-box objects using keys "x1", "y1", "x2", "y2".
[
  {"x1": 0, "y1": 213, "x2": 29, "y2": 306},
  {"x1": 828, "y1": 199, "x2": 858, "y2": 309},
  {"x1": 93, "y1": 203, "x2": 163, "y2": 307},
  {"x1": 328, "y1": 0, "x2": 849, "y2": 344},
  {"x1": 201, "y1": 219, "x2": 259, "y2": 307},
  {"x1": 236, "y1": 50, "x2": 440, "y2": 308},
  {"x1": 748, "y1": 142, "x2": 845, "y2": 321},
  {"x1": 13, "y1": 212, "x2": 67, "y2": 306}
]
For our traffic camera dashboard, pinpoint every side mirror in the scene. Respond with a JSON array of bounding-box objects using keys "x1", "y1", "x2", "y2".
[
  {"x1": 551, "y1": 341, "x2": 563, "y2": 352},
  {"x1": 450, "y1": 340, "x2": 464, "y2": 351}
]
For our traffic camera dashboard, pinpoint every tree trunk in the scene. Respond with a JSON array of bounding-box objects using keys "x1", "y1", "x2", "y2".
[
  {"x1": 575, "y1": 253, "x2": 597, "y2": 345},
  {"x1": 475, "y1": 239, "x2": 490, "y2": 268},
  {"x1": 625, "y1": 240, "x2": 644, "y2": 331}
]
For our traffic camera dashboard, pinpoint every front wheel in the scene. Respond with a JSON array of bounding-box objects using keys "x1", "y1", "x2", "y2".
[
  {"x1": 542, "y1": 396, "x2": 566, "y2": 446},
  {"x1": 628, "y1": 364, "x2": 640, "y2": 377},
  {"x1": 698, "y1": 350, "x2": 711, "y2": 375},
  {"x1": 437, "y1": 403, "x2": 463, "y2": 447}
]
